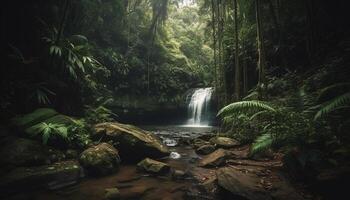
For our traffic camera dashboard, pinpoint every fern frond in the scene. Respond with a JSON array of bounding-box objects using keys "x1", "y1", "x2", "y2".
[
  {"x1": 318, "y1": 82, "x2": 350, "y2": 103},
  {"x1": 314, "y1": 92, "x2": 350, "y2": 120},
  {"x1": 249, "y1": 110, "x2": 269, "y2": 120},
  {"x1": 243, "y1": 91, "x2": 258, "y2": 100},
  {"x1": 250, "y1": 133, "x2": 273, "y2": 156},
  {"x1": 217, "y1": 100, "x2": 276, "y2": 117}
]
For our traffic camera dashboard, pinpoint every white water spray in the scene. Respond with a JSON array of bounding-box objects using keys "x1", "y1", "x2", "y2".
[{"x1": 186, "y1": 87, "x2": 213, "y2": 126}]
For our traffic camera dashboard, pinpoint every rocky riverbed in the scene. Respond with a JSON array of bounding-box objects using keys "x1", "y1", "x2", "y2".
[{"x1": 1, "y1": 123, "x2": 312, "y2": 200}]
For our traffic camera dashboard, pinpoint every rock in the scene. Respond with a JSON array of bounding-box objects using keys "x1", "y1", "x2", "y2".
[
  {"x1": 0, "y1": 160, "x2": 82, "y2": 196},
  {"x1": 192, "y1": 138, "x2": 210, "y2": 149},
  {"x1": 0, "y1": 137, "x2": 63, "y2": 167},
  {"x1": 216, "y1": 167, "x2": 272, "y2": 200},
  {"x1": 198, "y1": 148, "x2": 231, "y2": 167},
  {"x1": 137, "y1": 158, "x2": 171, "y2": 175},
  {"x1": 93, "y1": 122, "x2": 169, "y2": 162},
  {"x1": 196, "y1": 145, "x2": 215, "y2": 155},
  {"x1": 209, "y1": 136, "x2": 240, "y2": 149},
  {"x1": 171, "y1": 169, "x2": 186, "y2": 179},
  {"x1": 66, "y1": 149, "x2": 79, "y2": 159},
  {"x1": 79, "y1": 143, "x2": 120, "y2": 176},
  {"x1": 105, "y1": 188, "x2": 120, "y2": 200},
  {"x1": 199, "y1": 177, "x2": 219, "y2": 195}
]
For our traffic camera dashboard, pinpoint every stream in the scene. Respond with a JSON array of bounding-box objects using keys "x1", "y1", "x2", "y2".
[{"x1": 28, "y1": 125, "x2": 218, "y2": 200}]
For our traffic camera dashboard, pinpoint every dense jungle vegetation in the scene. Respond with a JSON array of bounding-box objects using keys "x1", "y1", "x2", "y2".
[{"x1": 1, "y1": 0, "x2": 349, "y2": 199}]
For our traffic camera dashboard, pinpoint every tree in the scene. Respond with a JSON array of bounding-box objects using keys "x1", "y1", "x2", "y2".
[
  {"x1": 255, "y1": 0, "x2": 266, "y2": 99},
  {"x1": 233, "y1": 0, "x2": 240, "y2": 101}
]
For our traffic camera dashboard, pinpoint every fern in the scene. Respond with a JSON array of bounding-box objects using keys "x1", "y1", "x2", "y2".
[
  {"x1": 317, "y1": 82, "x2": 350, "y2": 103},
  {"x1": 217, "y1": 100, "x2": 276, "y2": 117},
  {"x1": 249, "y1": 110, "x2": 269, "y2": 120},
  {"x1": 29, "y1": 122, "x2": 69, "y2": 144},
  {"x1": 242, "y1": 91, "x2": 258, "y2": 100},
  {"x1": 250, "y1": 133, "x2": 273, "y2": 156},
  {"x1": 314, "y1": 92, "x2": 350, "y2": 120}
]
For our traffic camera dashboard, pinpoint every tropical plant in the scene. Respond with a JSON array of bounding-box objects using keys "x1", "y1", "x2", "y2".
[
  {"x1": 314, "y1": 82, "x2": 350, "y2": 120},
  {"x1": 217, "y1": 100, "x2": 312, "y2": 156},
  {"x1": 28, "y1": 122, "x2": 69, "y2": 145}
]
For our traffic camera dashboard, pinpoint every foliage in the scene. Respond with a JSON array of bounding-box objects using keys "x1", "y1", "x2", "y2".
[{"x1": 28, "y1": 122, "x2": 68, "y2": 145}]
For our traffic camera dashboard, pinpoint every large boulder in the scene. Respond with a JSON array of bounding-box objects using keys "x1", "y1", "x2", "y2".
[
  {"x1": 209, "y1": 136, "x2": 240, "y2": 149},
  {"x1": 0, "y1": 160, "x2": 81, "y2": 197},
  {"x1": 198, "y1": 149, "x2": 232, "y2": 167},
  {"x1": 79, "y1": 143, "x2": 120, "y2": 176},
  {"x1": 0, "y1": 137, "x2": 64, "y2": 168},
  {"x1": 216, "y1": 167, "x2": 271, "y2": 200},
  {"x1": 137, "y1": 158, "x2": 171, "y2": 175},
  {"x1": 93, "y1": 122, "x2": 169, "y2": 162}
]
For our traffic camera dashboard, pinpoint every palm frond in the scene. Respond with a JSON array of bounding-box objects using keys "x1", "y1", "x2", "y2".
[
  {"x1": 217, "y1": 100, "x2": 276, "y2": 117},
  {"x1": 314, "y1": 92, "x2": 350, "y2": 120},
  {"x1": 250, "y1": 133, "x2": 273, "y2": 156}
]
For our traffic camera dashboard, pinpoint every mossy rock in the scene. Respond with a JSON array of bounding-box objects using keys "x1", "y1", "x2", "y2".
[
  {"x1": 137, "y1": 158, "x2": 170, "y2": 175},
  {"x1": 0, "y1": 160, "x2": 81, "y2": 197},
  {"x1": 93, "y1": 122, "x2": 169, "y2": 162},
  {"x1": 79, "y1": 143, "x2": 120, "y2": 176}
]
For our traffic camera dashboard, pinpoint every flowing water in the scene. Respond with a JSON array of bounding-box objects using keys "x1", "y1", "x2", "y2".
[
  {"x1": 186, "y1": 87, "x2": 213, "y2": 127},
  {"x1": 24, "y1": 125, "x2": 217, "y2": 200}
]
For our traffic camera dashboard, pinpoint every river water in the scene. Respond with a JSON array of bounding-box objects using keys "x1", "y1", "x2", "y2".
[{"x1": 25, "y1": 125, "x2": 217, "y2": 200}]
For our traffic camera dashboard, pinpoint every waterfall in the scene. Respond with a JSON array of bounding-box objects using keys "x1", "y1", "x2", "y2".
[{"x1": 186, "y1": 87, "x2": 213, "y2": 126}]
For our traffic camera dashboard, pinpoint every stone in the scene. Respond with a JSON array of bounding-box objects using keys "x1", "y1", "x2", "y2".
[
  {"x1": 192, "y1": 138, "x2": 210, "y2": 149},
  {"x1": 105, "y1": 188, "x2": 120, "y2": 200},
  {"x1": 79, "y1": 143, "x2": 120, "y2": 176},
  {"x1": 137, "y1": 158, "x2": 171, "y2": 174},
  {"x1": 196, "y1": 144, "x2": 215, "y2": 155},
  {"x1": 0, "y1": 137, "x2": 63, "y2": 167},
  {"x1": 171, "y1": 169, "x2": 186, "y2": 179},
  {"x1": 209, "y1": 136, "x2": 240, "y2": 149},
  {"x1": 198, "y1": 148, "x2": 231, "y2": 167},
  {"x1": 0, "y1": 160, "x2": 82, "y2": 196},
  {"x1": 216, "y1": 167, "x2": 272, "y2": 200},
  {"x1": 93, "y1": 122, "x2": 169, "y2": 162}
]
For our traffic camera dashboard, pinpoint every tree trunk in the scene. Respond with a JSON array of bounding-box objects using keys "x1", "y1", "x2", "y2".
[
  {"x1": 211, "y1": 0, "x2": 218, "y2": 91},
  {"x1": 233, "y1": 0, "x2": 240, "y2": 101},
  {"x1": 255, "y1": 0, "x2": 266, "y2": 100}
]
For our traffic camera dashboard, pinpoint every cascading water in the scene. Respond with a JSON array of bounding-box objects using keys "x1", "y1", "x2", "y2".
[{"x1": 186, "y1": 87, "x2": 213, "y2": 126}]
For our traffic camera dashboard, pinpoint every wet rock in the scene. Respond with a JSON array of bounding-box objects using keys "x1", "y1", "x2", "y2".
[
  {"x1": 196, "y1": 145, "x2": 215, "y2": 155},
  {"x1": 0, "y1": 160, "x2": 81, "y2": 196},
  {"x1": 137, "y1": 158, "x2": 171, "y2": 175},
  {"x1": 171, "y1": 169, "x2": 187, "y2": 179},
  {"x1": 216, "y1": 167, "x2": 272, "y2": 200},
  {"x1": 192, "y1": 138, "x2": 210, "y2": 149},
  {"x1": 209, "y1": 136, "x2": 240, "y2": 149},
  {"x1": 0, "y1": 137, "x2": 62, "y2": 167},
  {"x1": 199, "y1": 177, "x2": 219, "y2": 195},
  {"x1": 105, "y1": 188, "x2": 120, "y2": 200},
  {"x1": 93, "y1": 122, "x2": 169, "y2": 162},
  {"x1": 79, "y1": 143, "x2": 120, "y2": 176},
  {"x1": 198, "y1": 149, "x2": 231, "y2": 167}
]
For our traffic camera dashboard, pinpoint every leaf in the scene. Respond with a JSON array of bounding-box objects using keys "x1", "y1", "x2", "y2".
[
  {"x1": 250, "y1": 133, "x2": 273, "y2": 156},
  {"x1": 217, "y1": 100, "x2": 276, "y2": 117},
  {"x1": 314, "y1": 92, "x2": 350, "y2": 120}
]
